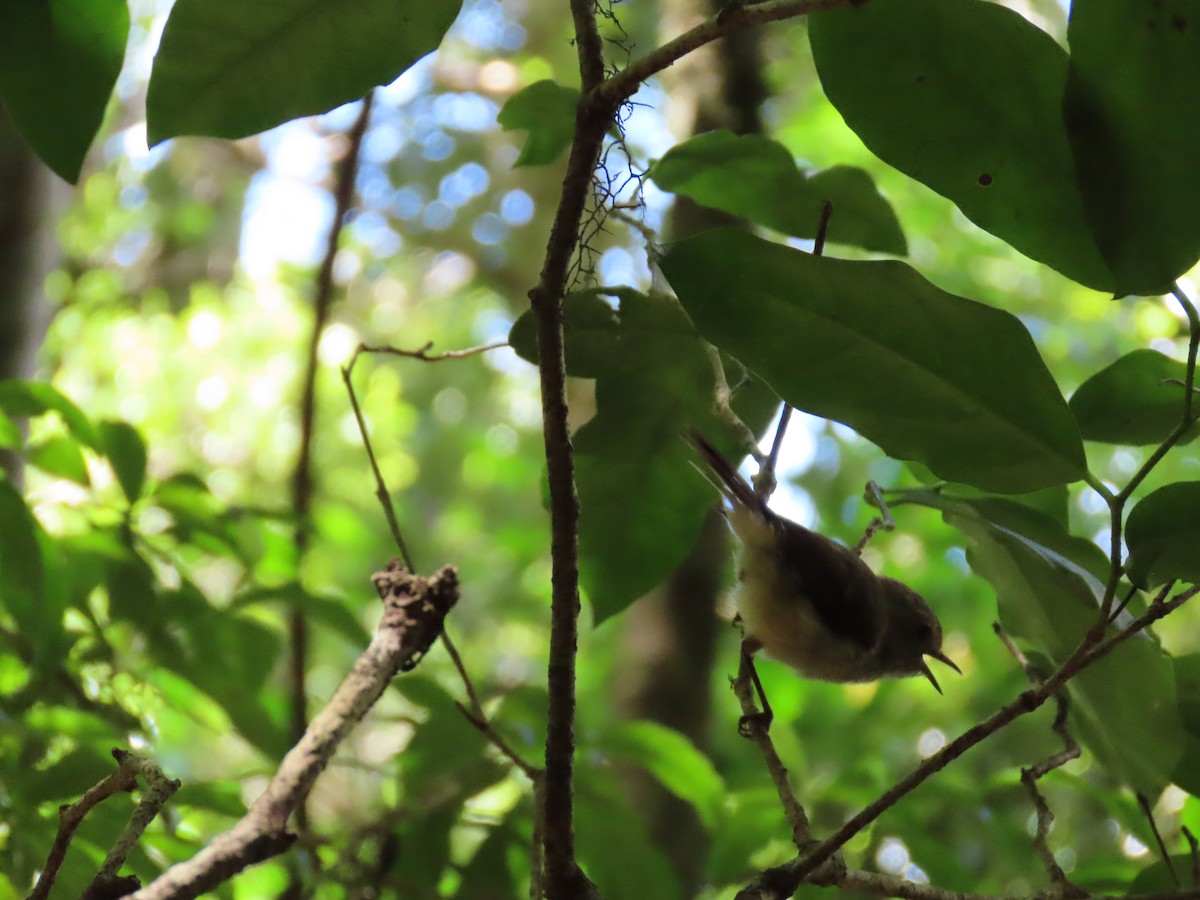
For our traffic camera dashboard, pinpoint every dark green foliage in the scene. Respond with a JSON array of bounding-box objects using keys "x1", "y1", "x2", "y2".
[
  {"x1": 648, "y1": 130, "x2": 906, "y2": 254},
  {"x1": 662, "y1": 229, "x2": 1086, "y2": 493},
  {"x1": 1064, "y1": 0, "x2": 1200, "y2": 295},
  {"x1": 895, "y1": 490, "x2": 1181, "y2": 795},
  {"x1": 1069, "y1": 350, "x2": 1195, "y2": 445},
  {"x1": 809, "y1": 0, "x2": 1113, "y2": 291},
  {"x1": 0, "y1": 0, "x2": 128, "y2": 182},
  {"x1": 4, "y1": 0, "x2": 1200, "y2": 896},
  {"x1": 497, "y1": 80, "x2": 581, "y2": 166},
  {"x1": 147, "y1": 0, "x2": 463, "y2": 143},
  {"x1": 1125, "y1": 483, "x2": 1200, "y2": 589},
  {"x1": 512, "y1": 288, "x2": 777, "y2": 621}
]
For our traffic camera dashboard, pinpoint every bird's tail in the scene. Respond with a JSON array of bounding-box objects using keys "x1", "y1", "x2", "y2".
[{"x1": 689, "y1": 431, "x2": 764, "y2": 515}]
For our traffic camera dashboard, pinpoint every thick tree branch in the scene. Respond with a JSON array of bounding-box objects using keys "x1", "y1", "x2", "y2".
[{"x1": 531, "y1": 100, "x2": 615, "y2": 897}]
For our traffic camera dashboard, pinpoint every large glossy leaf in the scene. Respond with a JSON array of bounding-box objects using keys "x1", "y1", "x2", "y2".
[
  {"x1": 510, "y1": 288, "x2": 776, "y2": 623},
  {"x1": 897, "y1": 490, "x2": 1181, "y2": 794},
  {"x1": 809, "y1": 0, "x2": 1112, "y2": 292},
  {"x1": 1064, "y1": 0, "x2": 1200, "y2": 295},
  {"x1": 147, "y1": 0, "x2": 462, "y2": 143},
  {"x1": 496, "y1": 80, "x2": 580, "y2": 167},
  {"x1": 661, "y1": 229, "x2": 1087, "y2": 493},
  {"x1": 1125, "y1": 482, "x2": 1200, "y2": 589},
  {"x1": 1069, "y1": 349, "x2": 1195, "y2": 445},
  {"x1": 648, "y1": 130, "x2": 905, "y2": 254},
  {"x1": 0, "y1": 0, "x2": 128, "y2": 182}
]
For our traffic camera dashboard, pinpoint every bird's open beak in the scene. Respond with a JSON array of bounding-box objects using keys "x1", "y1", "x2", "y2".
[{"x1": 920, "y1": 650, "x2": 962, "y2": 693}]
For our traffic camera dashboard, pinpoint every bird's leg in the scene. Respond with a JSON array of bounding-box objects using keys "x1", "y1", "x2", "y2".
[
  {"x1": 738, "y1": 638, "x2": 773, "y2": 737},
  {"x1": 852, "y1": 480, "x2": 896, "y2": 557}
]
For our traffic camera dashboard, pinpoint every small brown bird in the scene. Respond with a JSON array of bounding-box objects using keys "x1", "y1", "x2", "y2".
[{"x1": 692, "y1": 433, "x2": 959, "y2": 692}]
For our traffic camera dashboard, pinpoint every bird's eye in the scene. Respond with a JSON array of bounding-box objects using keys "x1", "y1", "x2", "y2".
[{"x1": 914, "y1": 622, "x2": 933, "y2": 641}]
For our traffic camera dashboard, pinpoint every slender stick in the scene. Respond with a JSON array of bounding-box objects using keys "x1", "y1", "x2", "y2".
[{"x1": 287, "y1": 92, "x2": 374, "y2": 831}]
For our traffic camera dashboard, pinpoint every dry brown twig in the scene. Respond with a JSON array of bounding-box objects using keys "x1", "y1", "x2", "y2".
[
  {"x1": 994, "y1": 623, "x2": 1084, "y2": 896},
  {"x1": 125, "y1": 563, "x2": 459, "y2": 900},
  {"x1": 29, "y1": 750, "x2": 140, "y2": 900}
]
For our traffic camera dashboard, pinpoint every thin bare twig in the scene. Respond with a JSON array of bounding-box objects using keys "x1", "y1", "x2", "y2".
[
  {"x1": 1183, "y1": 826, "x2": 1200, "y2": 887},
  {"x1": 288, "y1": 93, "x2": 375, "y2": 833},
  {"x1": 29, "y1": 751, "x2": 139, "y2": 900},
  {"x1": 341, "y1": 351, "x2": 417, "y2": 571},
  {"x1": 83, "y1": 751, "x2": 183, "y2": 899},
  {"x1": 753, "y1": 202, "x2": 831, "y2": 499},
  {"x1": 730, "y1": 656, "x2": 816, "y2": 852},
  {"x1": 341, "y1": 349, "x2": 540, "y2": 782},
  {"x1": 1095, "y1": 285, "x2": 1200, "y2": 625},
  {"x1": 1139, "y1": 792, "x2": 1181, "y2": 888},
  {"x1": 995, "y1": 621, "x2": 1082, "y2": 894},
  {"x1": 357, "y1": 341, "x2": 508, "y2": 362},
  {"x1": 531, "y1": 2, "x2": 615, "y2": 892},
  {"x1": 602, "y1": 0, "x2": 861, "y2": 106}
]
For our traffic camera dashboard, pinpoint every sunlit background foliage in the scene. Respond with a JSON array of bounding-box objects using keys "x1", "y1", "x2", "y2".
[{"x1": 3, "y1": 0, "x2": 1200, "y2": 897}]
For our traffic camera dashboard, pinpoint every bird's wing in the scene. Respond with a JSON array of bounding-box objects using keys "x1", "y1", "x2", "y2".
[{"x1": 771, "y1": 518, "x2": 882, "y2": 651}]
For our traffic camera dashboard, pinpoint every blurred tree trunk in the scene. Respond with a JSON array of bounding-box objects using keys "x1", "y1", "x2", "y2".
[
  {"x1": 0, "y1": 109, "x2": 62, "y2": 482},
  {"x1": 613, "y1": 3, "x2": 766, "y2": 893}
]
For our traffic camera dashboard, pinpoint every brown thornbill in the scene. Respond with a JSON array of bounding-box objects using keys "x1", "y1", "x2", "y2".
[{"x1": 691, "y1": 432, "x2": 960, "y2": 692}]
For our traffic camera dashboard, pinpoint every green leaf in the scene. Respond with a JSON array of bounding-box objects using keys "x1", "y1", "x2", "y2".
[
  {"x1": 576, "y1": 764, "x2": 682, "y2": 900},
  {"x1": 0, "y1": 481, "x2": 47, "y2": 641},
  {"x1": 98, "y1": 420, "x2": 147, "y2": 502},
  {"x1": 18, "y1": 747, "x2": 116, "y2": 804},
  {"x1": 496, "y1": 80, "x2": 580, "y2": 167},
  {"x1": 397, "y1": 679, "x2": 498, "y2": 797},
  {"x1": 1125, "y1": 482, "x2": 1200, "y2": 588},
  {"x1": 1069, "y1": 349, "x2": 1195, "y2": 445},
  {"x1": 898, "y1": 490, "x2": 1181, "y2": 794},
  {"x1": 648, "y1": 130, "x2": 905, "y2": 254},
  {"x1": 1169, "y1": 654, "x2": 1200, "y2": 798},
  {"x1": 0, "y1": 410, "x2": 22, "y2": 451},
  {"x1": 529, "y1": 288, "x2": 776, "y2": 622},
  {"x1": 125, "y1": 575, "x2": 288, "y2": 756},
  {"x1": 661, "y1": 229, "x2": 1087, "y2": 493},
  {"x1": 508, "y1": 289, "x2": 622, "y2": 377},
  {"x1": 0, "y1": 380, "x2": 98, "y2": 448},
  {"x1": 0, "y1": 0, "x2": 129, "y2": 183},
  {"x1": 1064, "y1": 0, "x2": 1200, "y2": 295},
  {"x1": 1128, "y1": 856, "x2": 1194, "y2": 894},
  {"x1": 600, "y1": 721, "x2": 725, "y2": 829},
  {"x1": 152, "y1": 473, "x2": 250, "y2": 560},
  {"x1": 146, "y1": 0, "x2": 462, "y2": 143},
  {"x1": 809, "y1": 0, "x2": 1112, "y2": 291},
  {"x1": 233, "y1": 583, "x2": 371, "y2": 647},
  {"x1": 26, "y1": 435, "x2": 89, "y2": 485},
  {"x1": 515, "y1": 287, "x2": 776, "y2": 622}
]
